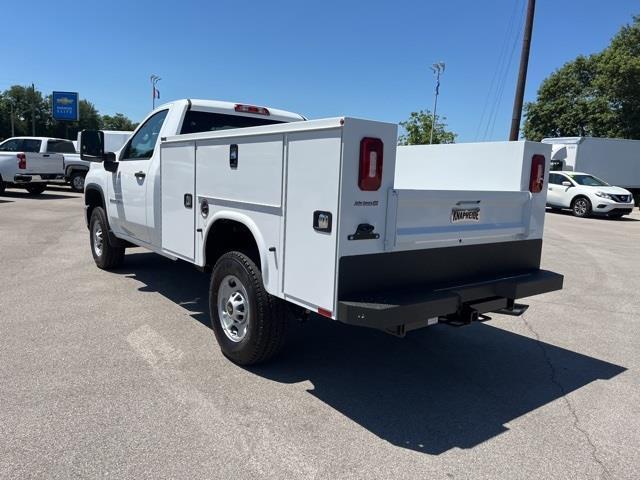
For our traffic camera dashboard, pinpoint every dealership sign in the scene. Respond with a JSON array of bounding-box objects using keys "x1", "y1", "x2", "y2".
[{"x1": 52, "y1": 91, "x2": 79, "y2": 121}]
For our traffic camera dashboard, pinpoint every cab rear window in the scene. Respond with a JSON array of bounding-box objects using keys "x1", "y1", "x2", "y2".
[{"x1": 179, "y1": 111, "x2": 283, "y2": 135}]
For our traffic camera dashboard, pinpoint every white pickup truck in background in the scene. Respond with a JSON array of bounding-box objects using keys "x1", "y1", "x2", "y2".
[
  {"x1": 0, "y1": 136, "x2": 72, "y2": 194},
  {"x1": 80, "y1": 99, "x2": 563, "y2": 365},
  {"x1": 63, "y1": 130, "x2": 132, "y2": 192}
]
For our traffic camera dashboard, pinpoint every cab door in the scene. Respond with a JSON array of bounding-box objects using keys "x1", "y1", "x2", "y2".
[{"x1": 109, "y1": 109, "x2": 168, "y2": 243}]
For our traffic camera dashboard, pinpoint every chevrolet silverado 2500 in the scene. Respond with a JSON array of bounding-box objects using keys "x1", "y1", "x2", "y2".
[
  {"x1": 0, "y1": 136, "x2": 72, "y2": 194},
  {"x1": 80, "y1": 99, "x2": 563, "y2": 365}
]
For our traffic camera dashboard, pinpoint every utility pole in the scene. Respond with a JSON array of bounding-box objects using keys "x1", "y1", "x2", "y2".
[
  {"x1": 9, "y1": 100, "x2": 15, "y2": 137},
  {"x1": 509, "y1": 0, "x2": 536, "y2": 141},
  {"x1": 150, "y1": 74, "x2": 161, "y2": 109},
  {"x1": 31, "y1": 83, "x2": 36, "y2": 136},
  {"x1": 429, "y1": 62, "x2": 445, "y2": 144}
]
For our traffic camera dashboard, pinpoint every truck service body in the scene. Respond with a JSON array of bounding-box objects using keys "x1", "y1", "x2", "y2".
[{"x1": 82, "y1": 99, "x2": 563, "y2": 364}]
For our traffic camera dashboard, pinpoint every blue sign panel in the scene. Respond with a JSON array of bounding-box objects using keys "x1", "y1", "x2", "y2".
[{"x1": 52, "y1": 91, "x2": 79, "y2": 121}]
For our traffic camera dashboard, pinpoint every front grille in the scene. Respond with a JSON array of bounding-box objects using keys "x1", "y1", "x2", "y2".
[{"x1": 611, "y1": 194, "x2": 630, "y2": 203}]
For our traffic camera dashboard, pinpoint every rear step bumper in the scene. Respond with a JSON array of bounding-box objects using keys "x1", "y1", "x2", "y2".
[
  {"x1": 337, "y1": 269, "x2": 563, "y2": 330},
  {"x1": 13, "y1": 174, "x2": 56, "y2": 183}
]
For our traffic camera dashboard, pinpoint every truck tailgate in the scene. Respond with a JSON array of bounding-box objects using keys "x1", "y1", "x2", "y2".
[
  {"x1": 24, "y1": 153, "x2": 64, "y2": 175},
  {"x1": 385, "y1": 189, "x2": 531, "y2": 251}
]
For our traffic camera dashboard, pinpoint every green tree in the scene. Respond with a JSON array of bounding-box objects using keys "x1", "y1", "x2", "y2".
[
  {"x1": 100, "y1": 113, "x2": 137, "y2": 131},
  {"x1": 524, "y1": 15, "x2": 640, "y2": 141},
  {"x1": 0, "y1": 85, "x2": 50, "y2": 139},
  {"x1": 398, "y1": 110, "x2": 456, "y2": 145}
]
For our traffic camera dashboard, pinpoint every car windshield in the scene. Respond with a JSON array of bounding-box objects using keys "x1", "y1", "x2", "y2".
[{"x1": 567, "y1": 174, "x2": 609, "y2": 187}]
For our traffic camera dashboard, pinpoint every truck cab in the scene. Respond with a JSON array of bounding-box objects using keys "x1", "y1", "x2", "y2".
[{"x1": 83, "y1": 99, "x2": 303, "y2": 245}]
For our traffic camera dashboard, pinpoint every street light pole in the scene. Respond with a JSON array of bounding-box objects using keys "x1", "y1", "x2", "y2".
[
  {"x1": 150, "y1": 75, "x2": 161, "y2": 110},
  {"x1": 429, "y1": 62, "x2": 445, "y2": 144},
  {"x1": 509, "y1": 0, "x2": 537, "y2": 141}
]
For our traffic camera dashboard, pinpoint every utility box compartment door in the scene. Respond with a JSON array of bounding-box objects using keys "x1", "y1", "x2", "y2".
[
  {"x1": 283, "y1": 129, "x2": 342, "y2": 313},
  {"x1": 161, "y1": 142, "x2": 196, "y2": 261}
]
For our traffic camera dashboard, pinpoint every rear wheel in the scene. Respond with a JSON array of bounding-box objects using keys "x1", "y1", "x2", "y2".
[
  {"x1": 25, "y1": 184, "x2": 46, "y2": 195},
  {"x1": 209, "y1": 251, "x2": 287, "y2": 365},
  {"x1": 70, "y1": 171, "x2": 86, "y2": 192},
  {"x1": 572, "y1": 197, "x2": 591, "y2": 218},
  {"x1": 89, "y1": 206, "x2": 125, "y2": 269},
  {"x1": 0, "y1": 177, "x2": 5, "y2": 195}
]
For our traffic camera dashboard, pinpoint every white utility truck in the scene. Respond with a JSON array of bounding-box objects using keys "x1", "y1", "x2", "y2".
[
  {"x1": 0, "y1": 136, "x2": 73, "y2": 194},
  {"x1": 80, "y1": 99, "x2": 563, "y2": 365},
  {"x1": 542, "y1": 136, "x2": 640, "y2": 204}
]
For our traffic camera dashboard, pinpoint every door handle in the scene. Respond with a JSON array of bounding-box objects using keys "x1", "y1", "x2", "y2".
[
  {"x1": 42, "y1": 154, "x2": 50, "y2": 157},
  {"x1": 134, "y1": 171, "x2": 146, "y2": 179}
]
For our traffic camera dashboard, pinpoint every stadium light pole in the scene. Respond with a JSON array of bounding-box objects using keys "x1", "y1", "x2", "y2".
[{"x1": 430, "y1": 62, "x2": 445, "y2": 144}]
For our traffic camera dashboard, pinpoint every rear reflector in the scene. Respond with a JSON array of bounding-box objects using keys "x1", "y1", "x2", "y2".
[
  {"x1": 529, "y1": 154, "x2": 545, "y2": 193},
  {"x1": 234, "y1": 104, "x2": 270, "y2": 116},
  {"x1": 17, "y1": 153, "x2": 26, "y2": 170},
  {"x1": 317, "y1": 308, "x2": 332, "y2": 318},
  {"x1": 358, "y1": 137, "x2": 384, "y2": 191}
]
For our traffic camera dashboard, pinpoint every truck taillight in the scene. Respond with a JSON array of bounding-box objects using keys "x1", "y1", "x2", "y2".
[
  {"x1": 234, "y1": 104, "x2": 270, "y2": 115},
  {"x1": 17, "y1": 153, "x2": 26, "y2": 170},
  {"x1": 358, "y1": 138, "x2": 384, "y2": 191},
  {"x1": 529, "y1": 154, "x2": 545, "y2": 193}
]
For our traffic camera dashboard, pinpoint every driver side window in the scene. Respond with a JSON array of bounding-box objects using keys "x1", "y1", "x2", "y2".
[{"x1": 122, "y1": 109, "x2": 168, "y2": 160}]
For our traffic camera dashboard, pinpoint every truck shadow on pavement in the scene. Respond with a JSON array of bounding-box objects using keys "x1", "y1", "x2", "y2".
[
  {"x1": 119, "y1": 251, "x2": 626, "y2": 456},
  {"x1": 0, "y1": 189, "x2": 77, "y2": 200}
]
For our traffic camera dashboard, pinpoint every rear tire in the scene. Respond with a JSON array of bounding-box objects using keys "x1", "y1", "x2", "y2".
[
  {"x1": 25, "y1": 184, "x2": 46, "y2": 195},
  {"x1": 70, "y1": 171, "x2": 86, "y2": 193},
  {"x1": 0, "y1": 177, "x2": 5, "y2": 195},
  {"x1": 209, "y1": 251, "x2": 287, "y2": 365},
  {"x1": 572, "y1": 197, "x2": 591, "y2": 218},
  {"x1": 89, "y1": 206, "x2": 125, "y2": 269}
]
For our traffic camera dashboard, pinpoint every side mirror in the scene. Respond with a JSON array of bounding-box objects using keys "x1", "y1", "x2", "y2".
[
  {"x1": 80, "y1": 130, "x2": 105, "y2": 161},
  {"x1": 562, "y1": 181, "x2": 572, "y2": 187}
]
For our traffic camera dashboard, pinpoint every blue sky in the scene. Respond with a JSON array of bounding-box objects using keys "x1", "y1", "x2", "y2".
[{"x1": 1, "y1": 0, "x2": 636, "y2": 142}]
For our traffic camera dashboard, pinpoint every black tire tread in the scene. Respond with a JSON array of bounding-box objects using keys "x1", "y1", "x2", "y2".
[
  {"x1": 25, "y1": 184, "x2": 46, "y2": 195},
  {"x1": 90, "y1": 207, "x2": 125, "y2": 270},
  {"x1": 210, "y1": 251, "x2": 287, "y2": 365}
]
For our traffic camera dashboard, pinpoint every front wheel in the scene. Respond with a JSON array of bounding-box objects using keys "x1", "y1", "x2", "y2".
[
  {"x1": 572, "y1": 197, "x2": 592, "y2": 218},
  {"x1": 25, "y1": 184, "x2": 46, "y2": 195},
  {"x1": 0, "y1": 177, "x2": 5, "y2": 195},
  {"x1": 69, "y1": 171, "x2": 86, "y2": 192},
  {"x1": 89, "y1": 206, "x2": 125, "y2": 269},
  {"x1": 210, "y1": 251, "x2": 287, "y2": 365}
]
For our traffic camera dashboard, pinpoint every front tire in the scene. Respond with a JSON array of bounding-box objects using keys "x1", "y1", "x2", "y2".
[
  {"x1": 210, "y1": 251, "x2": 287, "y2": 365},
  {"x1": 572, "y1": 197, "x2": 591, "y2": 218},
  {"x1": 0, "y1": 177, "x2": 5, "y2": 195},
  {"x1": 89, "y1": 206, "x2": 125, "y2": 269},
  {"x1": 25, "y1": 184, "x2": 46, "y2": 195},
  {"x1": 70, "y1": 171, "x2": 86, "y2": 192}
]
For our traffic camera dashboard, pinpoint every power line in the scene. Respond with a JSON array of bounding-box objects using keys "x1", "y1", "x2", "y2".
[
  {"x1": 483, "y1": 0, "x2": 526, "y2": 140},
  {"x1": 475, "y1": 0, "x2": 522, "y2": 141}
]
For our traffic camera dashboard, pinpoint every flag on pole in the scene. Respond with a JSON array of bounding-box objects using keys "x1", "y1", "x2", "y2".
[{"x1": 153, "y1": 87, "x2": 160, "y2": 99}]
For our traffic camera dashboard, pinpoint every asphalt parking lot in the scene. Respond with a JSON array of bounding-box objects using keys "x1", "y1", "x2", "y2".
[{"x1": 1, "y1": 187, "x2": 639, "y2": 480}]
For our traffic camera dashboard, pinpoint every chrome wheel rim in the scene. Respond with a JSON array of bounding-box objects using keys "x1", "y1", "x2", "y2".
[
  {"x1": 72, "y1": 175, "x2": 84, "y2": 191},
  {"x1": 218, "y1": 275, "x2": 250, "y2": 342},
  {"x1": 575, "y1": 199, "x2": 587, "y2": 215},
  {"x1": 92, "y1": 222, "x2": 104, "y2": 257}
]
